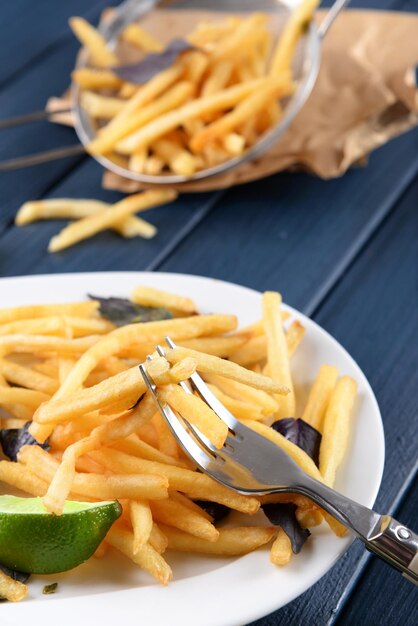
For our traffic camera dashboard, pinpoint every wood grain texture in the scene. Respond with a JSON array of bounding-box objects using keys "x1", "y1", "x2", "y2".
[
  {"x1": 157, "y1": 128, "x2": 418, "y2": 313},
  {"x1": 335, "y1": 477, "x2": 418, "y2": 626},
  {"x1": 0, "y1": 0, "x2": 109, "y2": 86},
  {"x1": 247, "y1": 173, "x2": 418, "y2": 626}
]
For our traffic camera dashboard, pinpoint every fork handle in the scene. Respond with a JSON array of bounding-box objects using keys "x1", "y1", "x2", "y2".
[{"x1": 295, "y1": 477, "x2": 418, "y2": 584}]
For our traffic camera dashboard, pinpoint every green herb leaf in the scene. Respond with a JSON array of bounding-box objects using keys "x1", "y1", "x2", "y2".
[{"x1": 89, "y1": 295, "x2": 172, "y2": 326}]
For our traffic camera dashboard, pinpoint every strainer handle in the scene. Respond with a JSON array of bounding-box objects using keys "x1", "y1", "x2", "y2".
[{"x1": 318, "y1": 0, "x2": 351, "y2": 39}]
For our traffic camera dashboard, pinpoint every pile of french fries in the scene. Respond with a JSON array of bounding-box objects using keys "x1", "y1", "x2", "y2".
[
  {"x1": 0, "y1": 285, "x2": 357, "y2": 600},
  {"x1": 69, "y1": 2, "x2": 318, "y2": 177}
]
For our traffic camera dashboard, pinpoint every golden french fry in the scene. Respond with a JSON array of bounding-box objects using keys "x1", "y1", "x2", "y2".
[
  {"x1": 206, "y1": 383, "x2": 264, "y2": 421},
  {"x1": 228, "y1": 335, "x2": 266, "y2": 367},
  {"x1": 168, "y1": 357, "x2": 197, "y2": 383},
  {"x1": 201, "y1": 60, "x2": 233, "y2": 96},
  {"x1": 107, "y1": 525, "x2": 172, "y2": 584},
  {"x1": 80, "y1": 91, "x2": 125, "y2": 119},
  {"x1": 0, "y1": 570, "x2": 28, "y2": 602},
  {"x1": 302, "y1": 365, "x2": 339, "y2": 431},
  {"x1": 180, "y1": 50, "x2": 209, "y2": 83},
  {"x1": 48, "y1": 190, "x2": 176, "y2": 253},
  {"x1": 319, "y1": 377, "x2": 357, "y2": 486},
  {"x1": 0, "y1": 460, "x2": 48, "y2": 496},
  {"x1": 33, "y1": 357, "x2": 169, "y2": 424},
  {"x1": 121, "y1": 23, "x2": 163, "y2": 52},
  {"x1": 189, "y1": 77, "x2": 294, "y2": 153},
  {"x1": 50, "y1": 313, "x2": 236, "y2": 402},
  {"x1": 130, "y1": 500, "x2": 153, "y2": 553},
  {"x1": 153, "y1": 138, "x2": 199, "y2": 176},
  {"x1": 169, "y1": 490, "x2": 212, "y2": 521},
  {"x1": 161, "y1": 524, "x2": 275, "y2": 555},
  {"x1": 149, "y1": 523, "x2": 168, "y2": 554},
  {"x1": 0, "y1": 387, "x2": 49, "y2": 409},
  {"x1": 129, "y1": 149, "x2": 148, "y2": 174},
  {"x1": 222, "y1": 132, "x2": 246, "y2": 156},
  {"x1": 262, "y1": 291, "x2": 295, "y2": 417},
  {"x1": 150, "y1": 498, "x2": 219, "y2": 542},
  {"x1": 153, "y1": 412, "x2": 179, "y2": 459},
  {"x1": 209, "y1": 13, "x2": 268, "y2": 62},
  {"x1": 143, "y1": 155, "x2": 164, "y2": 175},
  {"x1": 270, "y1": 0, "x2": 319, "y2": 75},
  {"x1": 88, "y1": 68, "x2": 185, "y2": 154},
  {"x1": 187, "y1": 17, "x2": 242, "y2": 47},
  {"x1": 71, "y1": 67, "x2": 123, "y2": 90},
  {"x1": 204, "y1": 373, "x2": 279, "y2": 416},
  {"x1": 286, "y1": 319, "x2": 305, "y2": 357},
  {"x1": 0, "y1": 334, "x2": 98, "y2": 356},
  {"x1": 91, "y1": 448, "x2": 260, "y2": 515},
  {"x1": 69, "y1": 17, "x2": 118, "y2": 67},
  {"x1": 0, "y1": 358, "x2": 58, "y2": 394},
  {"x1": 296, "y1": 507, "x2": 323, "y2": 528},
  {"x1": 158, "y1": 384, "x2": 228, "y2": 449},
  {"x1": 166, "y1": 346, "x2": 288, "y2": 394},
  {"x1": 0, "y1": 317, "x2": 66, "y2": 337},
  {"x1": 113, "y1": 78, "x2": 268, "y2": 154},
  {"x1": 179, "y1": 335, "x2": 247, "y2": 358},
  {"x1": 0, "y1": 301, "x2": 98, "y2": 324},
  {"x1": 270, "y1": 529, "x2": 292, "y2": 565},
  {"x1": 112, "y1": 434, "x2": 188, "y2": 468},
  {"x1": 132, "y1": 285, "x2": 196, "y2": 315},
  {"x1": 322, "y1": 511, "x2": 348, "y2": 537}
]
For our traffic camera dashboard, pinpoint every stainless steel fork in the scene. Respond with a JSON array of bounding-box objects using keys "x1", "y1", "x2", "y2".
[{"x1": 139, "y1": 336, "x2": 418, "y2": 585}]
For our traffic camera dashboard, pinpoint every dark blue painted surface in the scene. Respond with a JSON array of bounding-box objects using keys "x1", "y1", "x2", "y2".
[{"x1": 0, "y1": 1, "x2": 416, "y2": 624}]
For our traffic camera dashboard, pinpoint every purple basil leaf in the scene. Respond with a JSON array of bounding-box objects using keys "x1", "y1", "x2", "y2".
[
  {"x1": 113, "y1": 39, "x2": 195, "y2": 84},
  {"x1": 271, "y1": 418, "x2": 321, "y2": 466},
  {"x1": 193, "y1": 501, "x2": 231, "y2": 524},
  {"x1": 89, "y1": 295, "x2": 172, "y2": 327},
  {"x1": 0, "y1": 422, "x2": 49, "y2": 462},
  {"x1": 262, "y1": 503, "x2": 311, "y2": 554}
]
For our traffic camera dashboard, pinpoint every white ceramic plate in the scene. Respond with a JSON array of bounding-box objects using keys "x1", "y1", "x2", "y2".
[{"x1": 0, "y1": 272, "x2": 384, "y2": 626}]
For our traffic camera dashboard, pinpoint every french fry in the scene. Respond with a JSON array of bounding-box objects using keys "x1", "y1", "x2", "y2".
[
  {"x1": 107, "y1": 525, "x2": 172, "y2": 585},
  {"x1": 69, "y1": 17, "x2": 118, "y2": 67},
  {"x1": 80, "y1": 92, "x2": 125, "y2": 119},
  {"x1": 204, "y1": 373, "x2": 279, "y2": 416},
  {"x1": 0, "y1": 569, "x2": 28, "y2": 602},
  {"x1": 0, "y1": 317, "x2": 67, "y2": 337},
  {"x1": 129, "y1": 149, "x2": 148, "y2": 173},
  {"x1": 201, "y1": 60, "x2": 233, "y2": 96},
  {"x1": 286, "y1": 319, "x2": 305, "y2": 357},
  {"x1": 165, "y1": 346, "x2": 289, "y2": 394},
  {"x1": 296, "y1": 507, "x2": 323, "y2": 528},
  {"x1": 149, "y1": 523, "x2": 168, "y2": 554},
  {"x1": 0, "y1": 460, "x2": 48, "y2": 496},
  {"x1": 114, "y1": 78, "x2": 269, "y2": 154},
  {"x1": 179, "y1": 335, "x2": 247, "y2": 358},
  {"x1": 49, "y1": 314, "x2": 236, "y2": 401},
  {"x1": 189, "y1": 77, "x2": 294, "y2": 153},
  {"x1": 206, "y1": 383, "x2": 264, "y2": 421},
  {"x1": 19, "y1": 445, "x2": 169, "y2": 503},
  {"x1": 150, "y1": 498, "x2": 219, "y2": 542},
  {"x1": 169, "y1": 490, "x2": 212, "y2": 521},
  {"x1": 131, "y1": 287, "x2": 195, "y2": 316},
  {"x1": 209, "y1": 13, "x2": 268, "y2": 62},
  {"x1": 0, "y1": 334, "x2": 98, "y2": 356},
  {"x1": 33, "y1": 357, "x2": 170, "y2": 424},
  {"x1": 269, "y1": 0, "x2": 319, "y2": 76},
  {"x1": 48, "y1": 190, "x2": 176, "y2": 253},
  {"x1": 153, "y1": 412, "x2": 179, "y2": 459},
  {"x1": 88, "y1": 67, "x2": 184, "y2": 153},
  {"x1": 262, "y1": 291, "x2": 295, "y2": 417},
  {"x1": 158, "y1": 384, "x2": 229, "y2": 449},
  {"x1": 143, "y1": 155, "x2": 164, "y2": 175},
  {"x1": 121, "y1": 23, "x2": 163, "y2": 52},
  {"x1": 0, "y1": 301, "x2": 98, "y2": 324},
  {"x1": 130, "y1": 500, "x2": 153, "y2": 553},
  {"x1": 0, "y1": 387, "x2": 49, "y2": 409},
  {"x1": 42, "y1": 394, "x2": 157, "y2": 513},
  {"x1": 187, "y1": 18, "x2": 241, "y2": 47},
  {"x1": 228, "y1": 335, "x2": 266, "y2": 367},
  {"x1": 319, "y1": 377, "x2": 357, "y2": 486},
  {"x1": 161, "y1": 525, "x2": 275, "y2": 555},
  {"x1": 302, "y1": 365, "x2": 339, "y2": 431},
  {"x1": 91, "y1": 448, "x2": 260, "y2": 515},
  {"x1": 222, "y1": 132, "x2": 246, "y2": 156},
  {"x1": 112, "y1": 434, "x2": 187, "y2": 468},
  {"x1": 0, "y1": 358, "x2": 58, "y2": 394},
  {"x1": 71, "y1": 67, "x2": 123, "y2": 90},
  {"x1": 180, "y1": 50, "x2": 209, "y2": 83},
  {"x1": 270, "y1": 529, "x2": 292, "y2": 565}
]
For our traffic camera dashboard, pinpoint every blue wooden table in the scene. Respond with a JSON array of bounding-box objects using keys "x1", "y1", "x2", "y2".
[{"x1": 0, "y1": 1, "x2": 417, "y2": 624}]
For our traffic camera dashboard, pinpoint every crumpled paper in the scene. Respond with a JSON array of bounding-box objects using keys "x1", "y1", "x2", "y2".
[{"x1": 49, "y1": 9, "x2": 418, "y2": 193}]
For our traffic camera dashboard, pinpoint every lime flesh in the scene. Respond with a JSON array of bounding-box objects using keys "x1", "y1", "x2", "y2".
[{"x1": 0, "y1": 495, "x2": 121, "y2": 574}]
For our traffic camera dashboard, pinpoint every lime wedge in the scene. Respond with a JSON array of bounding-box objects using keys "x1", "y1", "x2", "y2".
[{"x1": 0, "y1": 495, "x2": 121, "y2": 574}]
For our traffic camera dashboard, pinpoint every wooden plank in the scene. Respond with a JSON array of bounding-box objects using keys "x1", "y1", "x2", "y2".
[
  {"x1": 0, "y1": 158, "x2": 220, "y2": 276},
  {"x1": 156, "y1": 128, "x2": 418, "y2": 313},
  {"x1": 0, "y1": 0, "x2": 109, "y2": 86},
  {"x1": 248, "y1": 175, "x2": 418, "y2": 625},
  {"x1": 333, "y1": 476, "x2": 418, "y2": 626}
]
